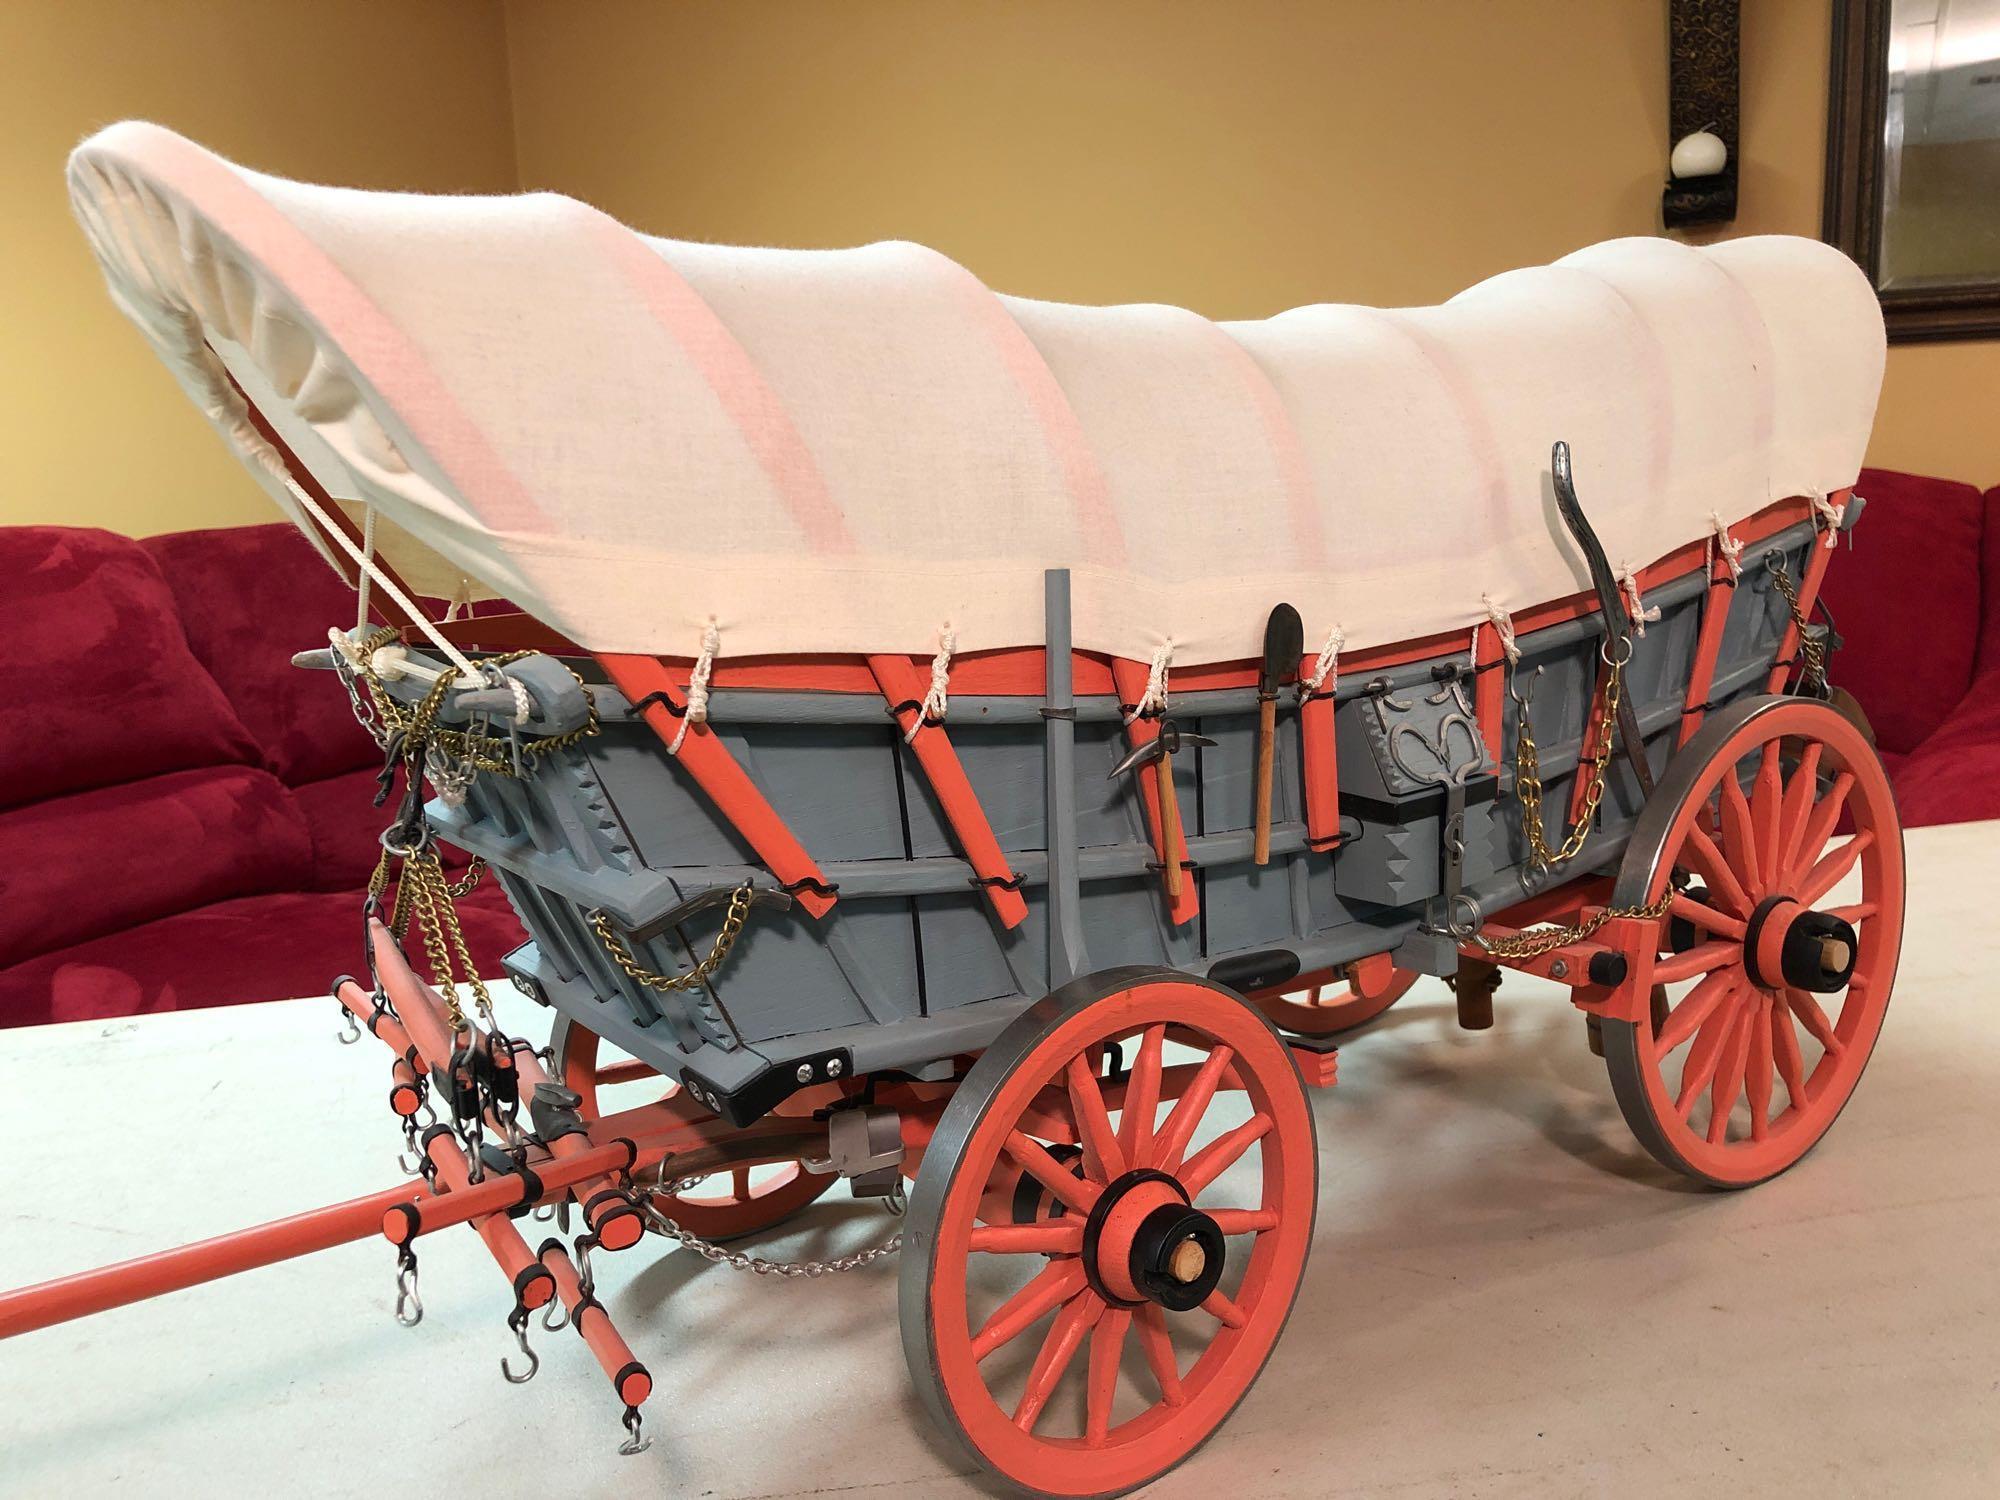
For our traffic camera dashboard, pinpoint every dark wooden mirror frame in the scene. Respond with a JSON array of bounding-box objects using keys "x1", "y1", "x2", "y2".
[{"x1": 1824, "y1": 0, "x2": 2000, "y2": 342}]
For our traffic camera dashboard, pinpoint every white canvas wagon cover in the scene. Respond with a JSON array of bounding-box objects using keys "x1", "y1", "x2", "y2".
[{"x1": 68, "y1": 121, "x2": 1885, "y2": 668}]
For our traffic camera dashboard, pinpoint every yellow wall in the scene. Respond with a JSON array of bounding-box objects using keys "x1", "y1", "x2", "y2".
[
  {"x1": 502, "y1": 0, "x2": 1998, "y2": 487},
  {"x1": 2, "y1": 0, "x2": 1992, "y2": 539},
  {"x1": 0, "y1": 0, "x2": 516, "y2": 535}
]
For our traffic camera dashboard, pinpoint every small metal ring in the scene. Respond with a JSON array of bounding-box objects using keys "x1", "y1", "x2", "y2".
[{"x1": 1599, "y1": 633, "x2": 1633, "y2": 669}]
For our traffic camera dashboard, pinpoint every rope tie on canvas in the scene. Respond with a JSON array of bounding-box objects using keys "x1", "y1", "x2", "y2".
[
  {"x1": 1128, "y1": 641, "x2": 1173, "y2": 721},
  {"x1": 1808, "y1": 489, "x2": 1845, "y2": 546},
  {"x1": 1709, "y1": 512, "x2": 1745, "y2": 580},
  {"x1": 907, "y1": 624, "x2": 957, "y2": 743},
  {"x1": 1617, "y1": 565, "x2": 1660, "y2": 637},
  {"x1": 1480, "y1": 595, "x2": 1521, "y2": 666},
  {"x1": 1302, "y1": 625, "x2": 1344, "y2": 697},
  {"x1": 273, "y1": 471, "x2": 479, "y2": 679},
  {"x1": 670, "y1": 620, "x2": 720, "y2": 756}
]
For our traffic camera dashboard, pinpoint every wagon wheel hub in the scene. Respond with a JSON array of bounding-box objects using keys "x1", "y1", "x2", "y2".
[
  {"x1": 1082, "y1": 1169, "x2": 1227, "y2": 1312},
  {"x1": 1742, "y1": 895, "x2": 1859, "y2": 995}
]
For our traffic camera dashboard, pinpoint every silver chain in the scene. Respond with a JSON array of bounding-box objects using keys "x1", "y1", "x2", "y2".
[{"x1": 631, "y1": 1175, "x2": 902, "y2": 1278}]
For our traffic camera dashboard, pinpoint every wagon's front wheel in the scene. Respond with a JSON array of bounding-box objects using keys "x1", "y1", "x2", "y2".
[
  {"x1": 1602, "y1": 696, "x2": 1904, "y2": 1188},
  {"x1": 902, "y1": 970, "x2": 1317, "y2": 1498}
]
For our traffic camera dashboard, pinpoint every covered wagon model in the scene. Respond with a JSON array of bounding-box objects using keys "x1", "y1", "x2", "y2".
[{"x1": 2, "y1": 122, "x2": 1900, "y2": 1498}]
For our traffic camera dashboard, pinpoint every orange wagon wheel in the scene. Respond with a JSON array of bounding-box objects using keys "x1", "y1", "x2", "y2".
[
  {"x1": 552, "y1": 1017, "x2": 834, "y2": 1241},
  {"x1": 1602, "y1": 696, "x2": 1904, "y2": 1189},
  {"x1": 1254, "y1": 953, "x2": 1419, "y2": 1037},
  {"x1": 901, "y1": 969, "x2": 1316, "y2": 1498}
]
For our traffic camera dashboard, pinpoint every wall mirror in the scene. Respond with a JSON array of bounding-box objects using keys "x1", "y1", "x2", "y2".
[{"x1": 1826, "y1": 0, "x2": 2000, "y2": 340}]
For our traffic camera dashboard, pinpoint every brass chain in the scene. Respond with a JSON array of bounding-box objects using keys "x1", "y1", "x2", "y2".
[
  {"x1": 589, "y1": 883, "x2": 755, "y2": 992},
  {"x1": 1483, "y1": 651, "x2": 1674, "y2": 959},
  {"x1": 350, "y1": 627, "x2": 602, "y2": 772},
  {"x1": 1514, "y1": 655, "x2": 1625, "y2": 873},
  {"x1": 1767, "y1": 559, "x2": 1826, "y2": 693}
]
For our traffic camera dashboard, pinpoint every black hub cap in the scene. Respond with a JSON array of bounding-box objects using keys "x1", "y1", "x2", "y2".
[
  {"x1": 1081, "y1": 1169, "x2": 1226, "y2": 1311},
  {"x1": 1743, "y1": 895, "x2": 1858, "y2": 993}
]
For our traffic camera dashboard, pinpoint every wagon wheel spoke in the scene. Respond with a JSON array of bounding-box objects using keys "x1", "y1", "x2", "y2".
[
  {"x1": 1119, "y1": 1024, "x2": 1166, "y2": 1169},
  {"x1": 1012, "y1": 1291, "x2": 1101, "y2": 1432},
  {"x1": 1676, "y1": 992, "x2": 1745, "y2": 1117},
  {"x1": 1823, "y1": 900, "x2": 1877, "y2": 926},
  {"x1": 1657, "y1": 968, "x2": 1742, "y2": 1053},
  {"x1": 1683, "y1": 825, "x2": 1753, "y2": 915},
  {"x1": 1134, "y1": 1302, "x2": 1186, "y2": 1406},
  {"x1": 1705, "y1": 1003, "x2": 1756, "y2": 1144},
  {"x1": 1775, "y1": 741, "x2": 1823, "y2": 875},
  {"x1": 1200, "y1": 1288, "x2": 1249, "y2": 1329},
  {"x1": 971, "y1": 1259, "x2": 1089, "y2": 1361},
  {"x1": 1004, "y1": 1132, "x2": 1103, "y2": 1215},
  {"x1": 1150, "y1": 1044, "x2": 1235, "y2": 1173},
  {"x1": 1718, "y1": 770, "x2": 1762, "y2": 894},
  {"x1": 1784, "y1": 987, "x2": 1845, "y2": 1057},
  {"x1": 1066, "y1": 1054, "x2": 1126, "y2": 1182},
  {"x1": 1743, "y1": 994, "x2": 1775, "y2": 1141},
  {"x1": 1653, "y1": 939, "x2": 1744, "y2": 986},
  {"x1": 1752, "y1": 744, "x2": 1784, "y2": 873},
  {"x1": 1785, "y1": 770, "x2": 1854, "y2": 887},
  {"x1": 1085, "y1": 1308, "x2": 1132, "y2": 1446},
  {"x1": 1180, "y1": 1113, "x2": 1273, "y2": 1198},
  {"x1": 1770, "y1": 995, "x2": 1809, "y2": 1107},
  {"x1": 1206, "y1": 1207, "x2": 1280, "y2": 1235},
  {"x1": 1670, "y1": 892, "x2": 1746, "y2": 941},
  {"x1": 969, "y1": 1224, "x2": 1085, "y2": 1256},
  {"x1": 1797, "y1": 830, "x2": 1873, "y2": 908}
]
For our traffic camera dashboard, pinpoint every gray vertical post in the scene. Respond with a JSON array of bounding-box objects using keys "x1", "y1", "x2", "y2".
[{"x1": 1044, "y1": 569, "x2": 1088, "y2": 990}]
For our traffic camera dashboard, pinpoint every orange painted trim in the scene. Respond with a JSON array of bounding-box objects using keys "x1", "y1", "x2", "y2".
[
  {"x1": 1473, "y1": 624, "x2": 1506, "y2": 763},
  {"x1": 1108, "y1": 659, "x2": 1200, "y2": 927},
  {"x1": 1568, "y1": 660, "x2": 1613, "y2": 828},
  {"x1": 1300, "y1": 688, "x2": 1341, "y2": 850},
  {"x1": 1766, "y1": 499, "x2": 1840, "y2": 693},
  {"x1": 868, "y1": 654, "x2": 1030, "y2": 929},
  {"x1": 597, "y1": 654, "x2": 837, "y2": 919},
  {"x1": 1679, "y1": 541, "x2": 1738, "y2": 746}
]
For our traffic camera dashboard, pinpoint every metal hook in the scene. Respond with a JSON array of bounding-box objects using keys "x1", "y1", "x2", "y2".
[
  {"x1": 618, "y1": 1407, "x2": 652, "y2": 1457},
  {"x1": 393, "y1": 1256, "x2": 423, "y2": 1328},
  {"x1": 1509, "y1": 663, "x2": 1544, "y2": 712},
  {"x1": 501, "y1": 1312, "x2": 539, "y2": 1384},
  {"x1": 337, "y1": 1007, "x2": 362, "y2": 1045},
  {"x1": 540, "y1": 1295, "x2": 570, "y2": 1334}
]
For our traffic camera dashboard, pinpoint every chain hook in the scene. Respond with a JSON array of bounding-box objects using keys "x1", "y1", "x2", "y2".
[
  {"x1": 618, "y1": 1406, "x2": 652, "y2": 1457},
  {"x1": 336, "y1": 1005, "x2": 362, "y2": 1045},
  {"x1": 501, "y1": 1307, "x2": 540, "y2": 1384},
  {"x1": 540, "y1": 1293, "x2": 570, "y2": 1334},
  {"x1": 393, "y1": 1248, "x2": 423, "y2": 1328}
]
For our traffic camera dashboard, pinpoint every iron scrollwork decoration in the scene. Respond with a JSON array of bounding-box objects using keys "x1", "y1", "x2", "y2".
[
  {"x1": 1663, "y1": 0, "x2": 1741, "y2": 228},
  {"x1": 1826, "y1": 0, "x2": 2000, "y2": 342}
]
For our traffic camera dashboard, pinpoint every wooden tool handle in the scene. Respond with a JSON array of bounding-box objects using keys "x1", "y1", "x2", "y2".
[
  {"x1": 1253, "y1": 697, "x2": 1277, "y2": 865},
  {"x1": 1157, "y1": 753, "x2": 1184, "y2": 900}
]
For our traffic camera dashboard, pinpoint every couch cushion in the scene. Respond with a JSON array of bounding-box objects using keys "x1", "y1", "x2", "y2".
[
  {"x1": 1983, "y1": 487, "x2": 2000, "y2": 675},
  {"x1": 1888, "y1": 683, "x2": 2000, "y2": 827},
  {"x1": 1821, "y1": 469, "x2": 1985, "y2": 755},
  {"x1": 143, "y1": 522, "x2": 381, "y2": 786},
  {"x1": 0, "y1": 527, "x2": 264, "y2": 810},
  {"x1": 0, "y1": 765, "x2": 312, "y2": 967},
  {"x1": 0, "y1": 881, "x2": 526, "y2": 1028}
]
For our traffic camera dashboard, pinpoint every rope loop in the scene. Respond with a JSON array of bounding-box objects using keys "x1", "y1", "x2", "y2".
[
  {"x1": 907, "y1": 623, "x2": 956, "y2": 743},
  {"x1": 1481, "y1": 595, "x2": 1521, "y2": 665},
  {"x1": 1710, "y1": 512, "x2": 1745, "y2": 579},
  {"x1": 1303, "y1": 625, "x2": 1344, "y2": 697},
  {"x1": 1127, "y1": 640, "x2": 1173, "y2": 722},
  {"x1": 1617, "y1": 565, "x2": 1661, "y2": 637},
  {"x1": 670, "y1": 620, "x2": 720, "y2": 756},
  {"x1": 1808, "y1": 490, "x2": 1845, "y2": 547}
]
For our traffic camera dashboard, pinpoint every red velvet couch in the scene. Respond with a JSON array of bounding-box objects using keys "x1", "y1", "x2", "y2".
[
  {"x1": 1820, "y1": 467, "x2": 2000, "y2": 827},
  {"x1": 0, "y1": 465, "x2": 1987, "y2": 1028},
  {"x1": 0, "y1": 522, "x2": 523, "y2": 1027}
]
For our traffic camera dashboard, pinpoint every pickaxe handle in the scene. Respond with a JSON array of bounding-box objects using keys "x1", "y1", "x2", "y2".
[
  {"x1": 1156, "y1": 751, "x2": 1184, "y2": 899},
  {"x1": 1253, "y1": 696, "x2": 1277, "y2": 865}
]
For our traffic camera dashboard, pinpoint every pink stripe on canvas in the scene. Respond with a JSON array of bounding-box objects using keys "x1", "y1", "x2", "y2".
[
  {"x1": 1200, "y1": 321, "x2": 1327, "y2": 567},
  {"x1": 570, "y1": 204, "x2": 855, "y2": 555},
  {"x1": 101, "y1": 122, "x2": 549, "y2": 535}
]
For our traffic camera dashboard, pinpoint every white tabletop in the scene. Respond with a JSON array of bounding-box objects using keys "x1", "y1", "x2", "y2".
[{"x1": 3, "y1": 819, "x2": 1996, "y2": 1499}]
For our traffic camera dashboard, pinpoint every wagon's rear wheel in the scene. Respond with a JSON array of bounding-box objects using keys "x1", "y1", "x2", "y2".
[
  {"x1": 902, "y1": 970, "x2": 1316, "y2": 1498},
  {"x1": 552, "y1": 1017, "x2": 833, "y2": 1240},
  {"x1": 1253, "y1": 953, "x2": 1418, "y2": 1037},
  {"x1": 1603, "y1": 696, "x2": 1904, "y2": 1188}
]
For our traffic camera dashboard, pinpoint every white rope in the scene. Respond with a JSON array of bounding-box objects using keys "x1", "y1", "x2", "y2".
[
  {"x1": 1809, "y1": 489, "x2": 1845, "y2": 547},
  {"x1": 273, "y1": 471, "x2": 479, "y2": 679},
  {"x1": 669, "y1": 620, "x2": 720, "y2": 756},
  {"x1": 1128, "y1": 641, "x2": 1173, "y2": 721},
  {"x1": 353, "y1": 504, "x2": 376, "y2": 632},
  {"x1": 1466, "y1": 622, "x2": 1481, "y2": 674},
  {"x1": 507, "y1": 675, "x2": 535, "y2": 726},
  {"x1": 906, "y1": 624, "x2": 956, "y2": 744},
  {"x1": 1710, "y1": 512, "x2": 1744, "y2": 580},
  {"x1": 1617, "y1": 565, "x2": 1661, "y2": 636},
  {"x1": 1481, "y1": 595, "x2": 1521, "y2": 665},
  {"x1": 1302, "y1": 625, "x2": 1344, "y2": 696}
]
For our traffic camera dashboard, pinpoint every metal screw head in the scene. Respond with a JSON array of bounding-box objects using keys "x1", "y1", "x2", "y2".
[
  {"x1": 795, "y1": 1063, "x2": 814, "y2": 1083},
  {"x1": 1549, "y1": 958, "x2": 1569, "y2": 979},
  {"x1": 826, "y1": 1058, "x2": 844, "y2": 1077}
]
